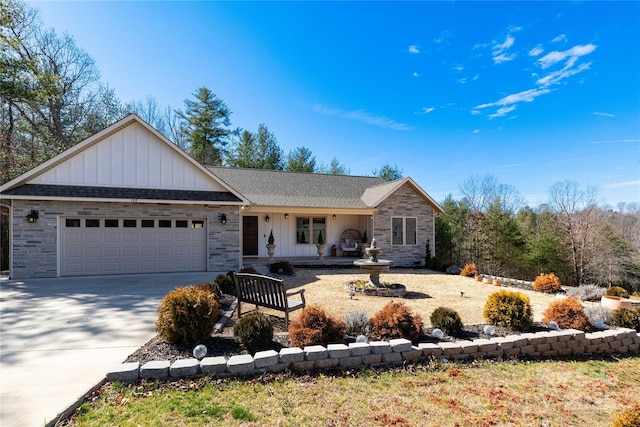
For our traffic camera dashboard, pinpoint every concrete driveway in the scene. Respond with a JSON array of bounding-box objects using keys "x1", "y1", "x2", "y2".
[{"x1": 0, "y1": 271, "x2": 219, "y2": 427}]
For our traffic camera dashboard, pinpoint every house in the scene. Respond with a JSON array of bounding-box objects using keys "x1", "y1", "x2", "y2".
[{"x1": 0, "y1": 114, "x2": 443, "y2": 279}]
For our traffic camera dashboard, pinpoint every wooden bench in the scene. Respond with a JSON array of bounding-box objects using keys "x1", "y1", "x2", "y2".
[{"x1": 233, "y1": 272, "x2": 306, "y2": 328}]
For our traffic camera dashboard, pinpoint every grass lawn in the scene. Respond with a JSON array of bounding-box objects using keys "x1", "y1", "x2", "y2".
[{"x1": 67, "y1": 356, "x2": 639, "y2": 426}]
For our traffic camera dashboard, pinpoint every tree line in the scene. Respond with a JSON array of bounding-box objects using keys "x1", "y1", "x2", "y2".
[
  {"x1": 432, "y1": 174, "x2": 640, "y2": 293},
  {"x1": 1, "y1": 0, "x2": 403, "y2": 183}
]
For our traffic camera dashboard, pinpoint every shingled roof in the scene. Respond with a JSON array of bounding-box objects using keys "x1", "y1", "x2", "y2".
[{"x1": 208, "y1": 167, "x2": 387, "y2": 209}]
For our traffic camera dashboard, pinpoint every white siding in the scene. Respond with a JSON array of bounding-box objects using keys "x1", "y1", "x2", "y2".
[{"x1": 31, "y1": 122, "x2": 225, "y2": 191}]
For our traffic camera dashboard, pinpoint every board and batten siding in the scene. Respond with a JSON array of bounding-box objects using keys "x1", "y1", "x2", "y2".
[{"x1": 30, "y1": 122, "x2": 225, "y2": 191}]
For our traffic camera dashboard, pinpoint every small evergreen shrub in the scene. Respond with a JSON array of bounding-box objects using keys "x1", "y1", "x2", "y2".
[
  {"x1": 542, "y1": 297, "x2": 592, "y2": 331},
  {"x1": 370, "y1": 301, "x2": 424, "y2": 343},
  {"x1": 214, "y1": 273, "x2": 235, "y2": 294},
  {"x1": 611, "y1": 400, "x2": 640, "y2": 427},
  {"x1": 460, "y1": 263, "x2": 479, "y2": 277},
  {"x1": 565, "y1": 284, "x2": 606, "y2": 302},
  {"x1": 584, "y1": 305, "x2": 613, "y2": 327},
  {"x1": 233, "y1": 312, "x2": 274, "y2": 353},
  {"x1": 155, "y1": 286, "x2": 219, "y2": 344},
  {"x1": 483, "y1": 290, "x2": 533, "y2": 332},
  {"x1": 192, "y1": 281, "x2": 222, "y2": 301},
  {"x1": 342, "y1": 310, "x2": 370, "y2": 336},
  {"x1": 268, "y1": 260, "x2": 294, "y2": 275},
  {"x1": 288, "y1": 305, "x2": 346, "y2": 347},
  {"x1": 430, "y1": 307, "x2": 464, "y2": 337},
  {"x1": 611, "y1": 307, "x2": 640, "y2": 332},
  {"x1": 533, "y1": 272, "x2": 562, "y2": 293},
  {"x1": 606, "y1": 286, "x2": 630, "y2": 299}
]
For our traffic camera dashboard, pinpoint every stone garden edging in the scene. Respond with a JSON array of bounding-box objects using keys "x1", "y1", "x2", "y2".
[{"x1": 107, "y1": 328, "x2": 640, "y2": 382}]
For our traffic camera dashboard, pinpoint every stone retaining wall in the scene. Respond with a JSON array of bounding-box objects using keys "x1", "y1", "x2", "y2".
[{"x1": 107, "y1": 328, "x2": 640, "y2": 382}]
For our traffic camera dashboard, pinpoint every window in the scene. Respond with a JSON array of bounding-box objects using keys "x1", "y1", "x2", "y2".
[
  {"x1": 192, "y1": 220, "x2": 204, "y2": 229},
  {"x1": 123, "y1": 220, "x2": 137, "y2": 228},
  {"x1": 65, "y1": 218, "x2": 80, "y2": 227},
  {"x1": 159, "y1": 220, "x2": 171, "y2": 228},
  {"x1": 105, "y1": 219, "x2": 119, "y2": 228},
  {"x1": 141, "y1": 219, "x2": 155, "y2": 228},
  {"x1": 85, "y1": 219, "x2": 100, "y2": 228},
  {"x1": 392, "y1": 217, "x2": 417, "y2": 245},
  {"x1": 175, "y1": 220, "x2": 188, "y2": 228},
  {"x1": 296, "y1": 217, "x2": 326, "y2": 244}
]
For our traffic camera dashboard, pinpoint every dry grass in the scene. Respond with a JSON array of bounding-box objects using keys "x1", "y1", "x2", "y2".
[{"x1": 235, "y1": 268, "x2": 591, "y2": 330}]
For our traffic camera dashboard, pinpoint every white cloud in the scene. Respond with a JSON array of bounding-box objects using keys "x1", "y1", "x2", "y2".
[
  {"x1": 452, "y1": 65, "x2": 464, "y2": 72},
  {"x1": 602, "y1": 180, "x2": 640, "y2": 189},
  {"x1": 537, "y1": 44, "x2": 597, "y2": 69},
  {"x1": 473, "y1": 129, "x2": 480, "y2": 134},
  {"x1": 408, "y1": 45, "x2": 420, "y2": 54},
  {"x1": 492, "y1": 34, "x2": 517, "y2": 64},
  {"x1": 536, "y1": 62, "x2": 591, "y2": 86},
  {"x1": 593, "y1": 111, "x2": 614, "y2": 117},
  {"x1": 413, "y1": 71, "x2": 420, "y2": 77},
  {"x1": 433, "y1": 30, "x2": 451, "y2": 44},
  {"x1": 488, "y1": 105, "x2": 517, "y2": 119},
  {"x1": 552, "y1": 34, "x2": 567, "y2": 43},
  {"x1": 590, "y1": 138, "x2": 640, "y2": 144},
  {"x1": 472, "y1": 74, "x2": 479, "y2": 81},
  {"x1": 475, "y1": 87, "x2": 552, "y2": 109},
  {"x1": 312, "y1": 104, "x2": 414, "y2": 131},
  {"x1": 422, "y1": 107, "x2": 435, "y2": 114},
  {"x1": 529, "y1": 45, "x2": 544, "y2": 57},
  {"x1": 458, "y1": 77, "x2": 468, "y2": 84}
]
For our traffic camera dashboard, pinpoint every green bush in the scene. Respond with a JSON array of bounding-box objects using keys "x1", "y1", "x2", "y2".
[
  {"x1": 542, "y1": 297, "x2": 592, "y2": 331},
  {"x1": 288, "y1": 305, "x2": 346, "y2": 347},
  {"x1": 483, "y1": 290, "x2": 533, "y2": 332},
  {"x1": 268, "y1": 260, "x2": 294, "y2": 275},
  {"x1": 214, "y1": 273, "x2": 235, "y2": 294},
  {"x1": 606, "y1": 286, "x2": 630, "y2": 299},
  {"x1": 533, "y1": 272, "x2": 562, "y2": 293},
  {"x1": 239, "y1": 266, "x2": 259, "y2": 274},
  {"x1": 611, "y1": 400, "x2": 640, "y2": 427},
  {"x1": 611, "y1": 307, "x2": 640, "y2": 332},
  {"x1": 155, "y1": 286, "x2": 219, "y2": 344},
  {"x1": 233, "y1": 312, "x2": 274, "y2": 353},
  {"x1": 430, "y1": 307, "x2": 464, "y2": 337},
  {"x1": 370, "y1": 301, "x2": 424, "y2": 343}
]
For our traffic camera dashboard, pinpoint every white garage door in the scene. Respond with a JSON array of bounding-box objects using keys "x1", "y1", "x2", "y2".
[{"x1": 60, "y1": 217, "x2": 207, "y2": 276}]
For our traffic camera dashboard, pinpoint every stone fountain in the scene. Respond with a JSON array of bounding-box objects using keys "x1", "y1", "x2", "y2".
[{"x1": 350, "y1": 238, "x2": 406, "y2": 297}]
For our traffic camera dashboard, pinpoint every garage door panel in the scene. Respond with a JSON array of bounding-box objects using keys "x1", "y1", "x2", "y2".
[{"x1": 61, "y1": 217, "x2": 207, "y2": 276}]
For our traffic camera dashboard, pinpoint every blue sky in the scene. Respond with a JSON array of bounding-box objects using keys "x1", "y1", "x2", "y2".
[{"x1": 30, "y1": 1, "x2": 640, "y2": 207}]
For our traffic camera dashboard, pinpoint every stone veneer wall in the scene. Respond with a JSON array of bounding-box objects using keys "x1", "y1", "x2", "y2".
[
  {"x1": 10, "y1": 200, "x2": 240, "y2": 279},
  {"x1": 374, "y1": 184, "x2": 435, "y2": 267},
  {"x1": 107, "y1": 328, "x2": 640, "y2": 382}
]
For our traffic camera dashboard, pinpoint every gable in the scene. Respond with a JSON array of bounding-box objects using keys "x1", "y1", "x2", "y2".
[
  {"x1": 29, "y1": 121, "x2": 225, "y2": 192},
  {"x1": 362, "y1": 178, "x2": 444, "y2": 213}
]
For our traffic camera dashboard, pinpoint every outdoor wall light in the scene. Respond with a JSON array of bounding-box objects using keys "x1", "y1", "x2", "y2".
[
  {"x1": 218, "y1": 214, "x2": 227, "y2": 225},
  {"x1": 332, "y1": 214, "x2": 337, "y2": 220},
  {"x1": 265, "y1": 214, "x2": 270, "y2": 222},
  {"x1": 26, "y1": 210, "x2": 39, "y2": 223},
  {"x1": 284, "y1": 213, "x2": 289, "y2": 219}
]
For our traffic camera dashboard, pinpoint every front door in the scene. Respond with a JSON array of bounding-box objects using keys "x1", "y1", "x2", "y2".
[{"x1": 242, "y1": 216, "x2": 259, "y2": 256}]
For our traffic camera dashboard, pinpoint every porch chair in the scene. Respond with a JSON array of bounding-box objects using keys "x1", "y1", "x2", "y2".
[{"x1": 339, "y1": 228, "x2": 362, "y2": 257}]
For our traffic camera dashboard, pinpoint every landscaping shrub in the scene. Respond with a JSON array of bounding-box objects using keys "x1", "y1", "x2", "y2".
[
  {"x1": 155, "y1": 286, "x2": 219, "y2": 344},
  {"x1": 214, "y1": 273, "x2": 235, "y2": 294},
  {"x1": 268, "y1": 260, "x2": 294, "y2": 275},
  {"x1": 460, "y1": 263, "x2": 478, "y2": 277},
  {"x1": 233, "y1": 312, "x2": 274, "y2": 353},
  {"x1": 611, "y1": 400, "x2": 640, "y2": 427},
  {"x1": 606, "y1": 286, "x2": 630, "y2": 299},
  {"x1": 542, "y1": 297, "x2": 592, "y2": 331},
  {"x1": 342, "y1": 310, "x2": 370, "y2": 336},
  {"x1": 584, "y1": 305, "x2": 613, "y2": 327},
  {"x1": 239, "y1": 266, "x2": 259, "y2": 275},
  {"x1": 611, "y1": 307, "x2": 640, "y2": 332},
  {"x1": 565, "y1": 284, "x2": 606, "y2": 302},
  {"x1": 370, "y1": 301, "x2": 424, "y2": 343},
  {"x1": 288, "y1": 305, "x2": 346, "y2": 347},
  {"x1": 483, "y1": 290, "x2": 533, "y2": 332},
  {"x1": 192, "y1": 281, "x2": 222, "y2": 301},
  {"x1": 430, "y1": 307, "x2": 464, "y2": 337},
  {"x1": 533, "y1": 272, "x2": 562, "y2": 293}
]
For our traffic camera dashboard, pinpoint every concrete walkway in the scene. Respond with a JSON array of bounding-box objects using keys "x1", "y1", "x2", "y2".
[{"x1": 0, "y1": 272, "x2": 218, "y2": 427}]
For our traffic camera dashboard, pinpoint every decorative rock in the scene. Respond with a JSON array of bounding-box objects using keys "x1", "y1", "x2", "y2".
[
  {"x1": 170, "y1": 358, "x2": 200, "y2": 378},
  {"x1": 106, "y1": 362, "x2": 139, "y2": 382},
  {"x1": 140, "y1": 360, "x2": 170, "y2": 380}
]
